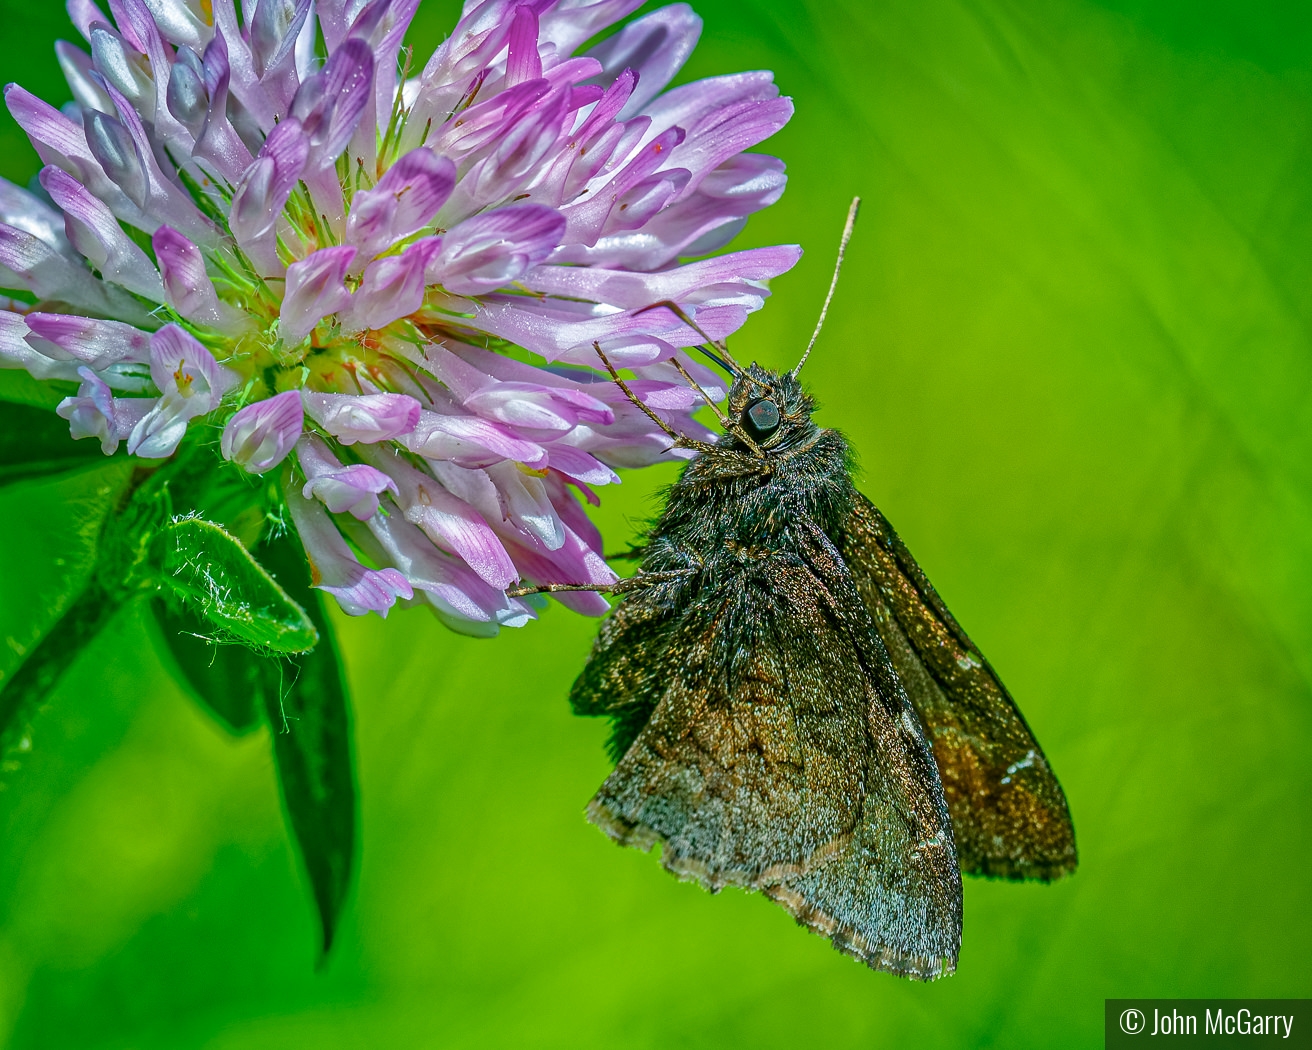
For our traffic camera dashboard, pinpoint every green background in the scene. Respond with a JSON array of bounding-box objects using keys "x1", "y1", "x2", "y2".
[{"x1": 1, "y1": 0, "x2": 1310, "y2": 1046}]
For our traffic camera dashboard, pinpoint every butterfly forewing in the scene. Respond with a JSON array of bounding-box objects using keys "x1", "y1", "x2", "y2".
[
  {"x1": 839, "y1": 493, "x2": 1078, "y2": 881},
  {"x1": 573, "y1": 496, "x2": 962, "y2": 977}
]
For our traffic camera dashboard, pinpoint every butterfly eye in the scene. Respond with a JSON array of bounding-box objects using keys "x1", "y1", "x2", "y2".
[{"x1": 743, "y1": 398, "x2": 781, "y2": 437}]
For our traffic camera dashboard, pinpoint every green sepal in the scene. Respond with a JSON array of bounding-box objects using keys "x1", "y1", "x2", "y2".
[
  {"x1": 0, "y1": 402, "x2": 110, "y2": 487},
  {"x1": 150, "y1": 598, "x2": 272, "y2": 735},
  {"x1": 154, "y1": 516, "x2": 319, "y2": 654},
  {"x1": 258, "y1": 530, "x2": 357, "y2": 957}
]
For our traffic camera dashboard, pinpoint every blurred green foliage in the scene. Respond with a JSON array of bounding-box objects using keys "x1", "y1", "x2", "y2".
[{"x1": 0, "y1": 0, "x2": 1310, "y2": 1046}]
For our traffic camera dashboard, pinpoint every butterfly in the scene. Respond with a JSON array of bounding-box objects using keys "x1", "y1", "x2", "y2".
[{"x1": 531, "y1": 200, "x2": 1077, "y2": 978}]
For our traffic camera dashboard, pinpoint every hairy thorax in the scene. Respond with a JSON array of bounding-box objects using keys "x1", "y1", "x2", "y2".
[{"x1": 647, "y1": 425, "x2": 857, "y2": 571}]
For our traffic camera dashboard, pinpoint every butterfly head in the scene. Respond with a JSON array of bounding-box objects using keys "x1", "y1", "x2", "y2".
[{"x1": 723, "y1": 363, "x2": 819, "y2": 453}]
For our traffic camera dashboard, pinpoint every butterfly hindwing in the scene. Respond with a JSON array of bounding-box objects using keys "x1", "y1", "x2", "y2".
[
  {"x1": 839, "y1": 492, "x2": 1078, "y2": 881},
  {"x1": 569, "y1": 595, "x2": 678, "y2": 761}
]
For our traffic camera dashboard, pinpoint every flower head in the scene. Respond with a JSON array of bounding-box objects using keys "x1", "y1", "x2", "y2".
[{"x1": 0, "y1": 0, "x2": 799, "y2": 632}]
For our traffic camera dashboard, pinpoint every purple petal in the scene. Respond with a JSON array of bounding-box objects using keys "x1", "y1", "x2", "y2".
[
  {"x1": 221, "y1": 390, "x2": 304, "y2": 473},
  {"x1": 423, "y1": 78, "x2": 551, "y2": 167},
  {"x1": 504, "y1": 4, "x2": 543, "y2": 88},
  {"x1": 302, "y1": 390, "x2": 422, "y2": 444},
  {"x1": 280, "y1": 246, "x2": 356, "y2": 344},
  {"x1": 348, "y1": 0, "x2": 423, "y2": 131},
  {"x1": 0, "y1": 223, "x2": 144, "y2": 321},
  {"x1": 89, "y1": 23, "x2": 154, "y2": 114},
  {"x1": 138, "y1": 0, "x2": 212, "y2": 49},
  {"x1": 557, "y1": 124, "x2": 685, "y2": 245},
  {"x1": 462, "y1": 381, "x2": 612, "y2": 434},
  {"x1": 538, "y1": 0, "x2": 644, "y2": 57},
  {"x1": 362, "y1": 445, "x2": 518, "y2": 589},
  {"x1": 586, "y1": 4, "x2": 702, "y2": 118},
  {"x1": 229, "y1": 117, "x2": 309, "y2": 244},
  {"x1": 0, "y1": 174, "x2": 70, "y2": 251},
  {"x1": 358, "y1": 509, "x2": 536, "y2": 634},
  {"x1": 83, "y1": 105, "x2": 150, "y2": 210},
  {"x1": 486, "y1": 460, "x2": 564, "y2": 550},
  {"x1": 298, "y1": 433, "x2": 398, "y2": 519},
  {"x1": 285, "y1": 483, "x2": 413, "y2": 617},
  {"x1": 57, "y1": 40, "x2": 117, "y2": 116},
  {"x1": 145, "y1": 321, "x2": 227, "y2": 400},
  {"x1": 523, "y1": 243, "x2": 801, "y2": 310},
  {"x1": 39, "y1": 166, "x2": 164, "y2": 300},
  {"x1": 604, "y1": 153, "x2": 785, "y2": 267},
  {"x1": 428, "y1": 204, "x2": 565, "y2": 296},
  {"x1": 292, "y1": 37, "x2": 375, "y2": 170},
  {"x1": 56, "y1": 365, "x2": 152, "y2": 454},
  {"x1": 342, "y1": 237, "x2": 441, "y2": 332},
  {"x1": 465, "y1": 294, "x2": 728, "y2": 365},
  {"x1": 97, "y1": 79, "x2": 218, "y2": 242},
  {"x1": 67, "y1": 0, "x2": 109, "y2": 40},
  {"x1": 210, "y1": 0, "x2": 275, "y2": 132},
  {"x1": 61, "y1": 370, "x2": 113, "y2": 448},
  {"x1": 437, "y1": 92, "x2": 578, "y2": 221},
  {"x1": 405, "y1": 0, "x2": 519, "y2": 137},
  {"x1": 503, "y1": 523, "x2": 615, "y2": 616},
  {"x1": 403, "y1": 409, "x2": 548, "y2": 469},
  {"x1": 118, "y1": 0, "x2": 193, "y2": 149},
  {"x1": 248, "y1": 0, "x2": 315, "y2": 116},
  {"x1": 190, "y1": 30, "x2": 258, "y2": 184},
  {"x1": 166, "y1": 50, "x2": 210, "y2": 134},
  {"x1": 23, "y1": 312, "x2": 151, "y2": 371},
  {"x1": 249, "y1": 0, "x2": 311, "y2": 79},
  {"x1": 4, "y1": 84, "x2": 139, "y2": 221},
  {"x1": 665, "y1": 95, "x2": 794, "y2": 200},
  {"x1": 0, "y1": 309, "x2": 80, "y2": 381},
  {"x1": 152, "y1": 225, "x2": 226, "y2": 326},
  {"x1": 345, "y1": 148, "x2": 456, "y2": 259},
  {"x1": 640, "y1": 69, "x2": 779, "y2": 141},
  {"x1": 128, "y1": 323, "x2": 235, "y2": 457},
  {"x1": 544, "y1": 444, "x2": 619, "y2": 486}
]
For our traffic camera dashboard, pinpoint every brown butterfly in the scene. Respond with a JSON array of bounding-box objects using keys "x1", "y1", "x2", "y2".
[{"x1": 529, "y1": 200, "x2": 1076, "y2": 978}]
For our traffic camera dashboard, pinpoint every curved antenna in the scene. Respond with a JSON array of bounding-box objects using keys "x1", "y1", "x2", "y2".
[{"x1": 792, "y1": 196, "x2": 861, "y2": 378}]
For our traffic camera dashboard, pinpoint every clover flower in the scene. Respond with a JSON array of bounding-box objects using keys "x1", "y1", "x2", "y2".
[{"x1": 0, "y1": 0, "x2": 799, "y2": 635}]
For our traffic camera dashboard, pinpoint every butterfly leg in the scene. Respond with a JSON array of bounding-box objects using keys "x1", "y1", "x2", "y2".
[
  {"x1": 506, "y1": 569, "x2": 695, "y2": 599},
  {"x1": 592, "y1": 343, "x2": 719, "y2": 455}
]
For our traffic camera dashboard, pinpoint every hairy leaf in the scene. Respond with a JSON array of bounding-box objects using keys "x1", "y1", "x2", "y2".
[
  {"x1": 155, "y1": 517, "x2": 319, "y2": 654},
  {"x1": 150, "y1": 599, "x2": 273, "y2": 735}
]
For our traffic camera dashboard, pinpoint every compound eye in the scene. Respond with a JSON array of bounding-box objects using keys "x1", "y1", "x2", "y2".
[{"x1": 744, "y1": 398, "x2": 781, "y2": 437}]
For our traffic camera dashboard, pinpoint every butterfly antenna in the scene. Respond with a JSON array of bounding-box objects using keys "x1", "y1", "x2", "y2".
[
  {"x1": 635, "y1": 300, "x2": 742, "y2": 375},
  {"x1": 792, "y1": 196, "x2": 861, "y2": 378}
]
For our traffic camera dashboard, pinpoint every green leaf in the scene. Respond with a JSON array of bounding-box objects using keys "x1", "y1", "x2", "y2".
[
  {"x1": 154, "y1": 517, "x2": 319, "y2": 654},
  {"x1": 0, "y1": 460, "x2": 134, "y2": 764},
  {"x1": 258, "y1": 531, "x2": 357, "y2": 957},
  {"x1": 0, "y1": 369, "x2": 71, "y2": 409},
  {"x1": 0, "y1": 583, "x2": 121, "y2": 761},
  {"x1": 150, "y1": 599, "x2": 272, "y2": 735},
  {"x1": 0, "y1": 401, "x2": 111, "y2": 487}
]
